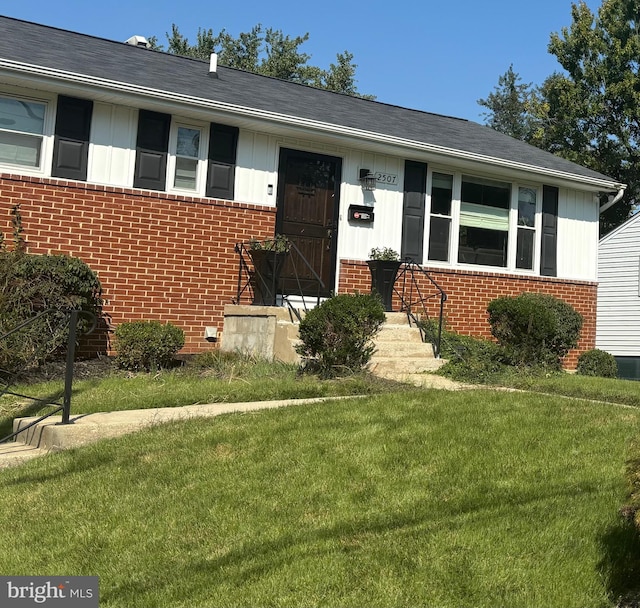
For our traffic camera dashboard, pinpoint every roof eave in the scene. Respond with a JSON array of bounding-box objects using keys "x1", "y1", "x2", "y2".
[{"x1": 0, "y1": 59, "x2": 626, "y2": 192}]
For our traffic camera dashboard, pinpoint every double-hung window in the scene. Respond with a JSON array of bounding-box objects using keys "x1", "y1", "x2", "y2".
[
  {"x1": 172, "y1": 125, "x2": 202, "y2": 191},
  {"x1": 516, "y1": 187, "x2": 537, "y2": 270},
  {"x1": 0, "y1": 96, "x2": 46, "y2": 169},
  {"x1": 428, "y1": 172, "x2": 453, "y2": 262}
]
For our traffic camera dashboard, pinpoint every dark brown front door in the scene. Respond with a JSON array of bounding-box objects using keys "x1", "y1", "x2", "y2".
[{"x1": 276, "y1": 149, "x2": 341, "y2": 297}]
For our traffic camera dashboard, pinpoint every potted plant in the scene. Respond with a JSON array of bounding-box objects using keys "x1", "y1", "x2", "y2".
[
  {"x1": 247, "y1": 235, "x2": 291, "y2": 306},
  {"x1": 367, "y1": 247, "x2": 401, "y2": 312}
]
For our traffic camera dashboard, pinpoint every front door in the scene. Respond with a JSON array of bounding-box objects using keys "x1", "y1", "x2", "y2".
[{"x1": 276, "y1": 149, "x2": 341, "y2": 297}]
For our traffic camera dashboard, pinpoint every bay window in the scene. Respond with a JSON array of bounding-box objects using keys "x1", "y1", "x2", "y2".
[{"x1": 0, "y1": 96, "x2": 46, "y2": 168}]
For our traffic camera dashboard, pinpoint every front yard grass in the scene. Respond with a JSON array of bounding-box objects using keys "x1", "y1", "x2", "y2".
[{"x1": 1, "y1": 388, "x2": 639, "y2": 607}]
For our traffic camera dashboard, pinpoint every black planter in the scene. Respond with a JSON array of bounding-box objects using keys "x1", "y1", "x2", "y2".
[
  {"x1": 367, "y1": 259, "x2": 401, "y2": 312},
  {"x1": 249, "y1": 250, "x2": 288, "y2": 306}
]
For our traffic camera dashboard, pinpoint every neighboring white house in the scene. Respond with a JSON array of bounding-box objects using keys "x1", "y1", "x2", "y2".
[{"x1": 597, "y1": 212, "x2": 640, "y2": 379}]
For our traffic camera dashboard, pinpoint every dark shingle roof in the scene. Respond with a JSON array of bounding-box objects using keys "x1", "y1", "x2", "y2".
[{"x1": 0, "y1": 15, "x2": 620, "y2": 186}]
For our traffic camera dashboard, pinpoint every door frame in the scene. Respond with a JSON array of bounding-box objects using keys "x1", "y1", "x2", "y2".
[{"x1": 275, "y1": 147, "x2": 342, "y2": 296}]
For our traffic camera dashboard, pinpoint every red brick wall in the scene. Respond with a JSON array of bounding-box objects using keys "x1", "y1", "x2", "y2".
[
  {"x1": 0, "y1": 173, "x2": 276, "y2": 353},
  {"x1": 339, "y1": 259, "x2": 597, "y2": 369}
]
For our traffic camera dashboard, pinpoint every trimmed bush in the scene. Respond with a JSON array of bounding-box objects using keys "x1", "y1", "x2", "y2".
[
  {"x1": 296, "y1": 293, "x2": 385, "y2": 377},
  {"x1": 487, "y1": 292, "x2": 582, "y2": 369},
  {"x1": 576, "y1": 349, "x2": 618, "y2": 378},
  {"x1": 114, "y1": 321, "x2": 185, "y2": 371},
  {"x1": 0, "y1": 250, "x2": 103, "y2": 373}
]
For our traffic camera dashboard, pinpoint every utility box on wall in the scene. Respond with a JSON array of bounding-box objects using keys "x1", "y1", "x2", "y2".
[{"x1": 348, "y1": 205, "x2": 374, "y2": 224}]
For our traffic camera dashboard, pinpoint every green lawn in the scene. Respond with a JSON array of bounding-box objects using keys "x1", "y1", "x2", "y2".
[{"x1": 1, "y1": 388, "x2": 639, "y2": 607}]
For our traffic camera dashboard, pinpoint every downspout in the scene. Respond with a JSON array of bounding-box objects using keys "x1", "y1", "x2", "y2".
[{"x1": 599, "y1": 188, "x2": 625, "y2": 214}]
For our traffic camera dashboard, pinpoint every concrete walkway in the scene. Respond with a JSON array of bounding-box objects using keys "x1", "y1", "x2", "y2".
[{"x1": 0, "y1": 375, "x2": 470, "y2": 469}]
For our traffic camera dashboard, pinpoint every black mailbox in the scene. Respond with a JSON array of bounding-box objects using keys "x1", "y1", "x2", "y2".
[{"x1": 348, "y1": 205, "x2": 374, "y2": 223}]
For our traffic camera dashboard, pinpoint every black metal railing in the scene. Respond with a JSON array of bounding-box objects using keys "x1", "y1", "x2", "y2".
[
  {"x1": 233, "y1": 241, "x2": 325, "y2": 317},
  {"x1": 0, "y1": 309, "x2": 97, "y2": 444},
  {"x1": 393, "y1": 259, "x2": 447, "y2": 358}
]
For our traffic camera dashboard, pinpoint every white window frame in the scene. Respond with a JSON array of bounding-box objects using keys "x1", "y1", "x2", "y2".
[
  {"x1": 0, "y1": 89, "x2": 55, "y2": 176},
  {"x1": 166, "y1": 118, "x2": 208, "y2": 195},
  {"x1": 424, "y1": 168, "x2": 542, "y2": 274}
]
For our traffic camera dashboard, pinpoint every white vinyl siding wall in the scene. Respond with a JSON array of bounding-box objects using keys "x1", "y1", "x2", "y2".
[{"x1": 596, "y1": 213, "x2": 640, "y2": 356}]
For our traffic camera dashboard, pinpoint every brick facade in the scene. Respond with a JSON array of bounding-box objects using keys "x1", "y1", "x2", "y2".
[
  {"x1": 0, "y1": 174, "x2": 276, "y2": 353},
  {"x1": 339, "y1": 259, "x2": 596, "y2": 369}
]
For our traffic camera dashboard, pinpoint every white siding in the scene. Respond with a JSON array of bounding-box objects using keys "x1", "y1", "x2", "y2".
[
  {"x1": 597, "y1": 213, "x2": 640, "y2": 356},
  {"x1": 235, "y1": 131, "x2": 277, "y2": 206},
  {"x1": 557, "y1": 188, "x2": 599, "y2": 281},
  {"x1": 88, "y1": 102, "x2": 136, "y2": 187},
  {"x1": 338, "y1": 151, "x2": 404, "y2": 262}
]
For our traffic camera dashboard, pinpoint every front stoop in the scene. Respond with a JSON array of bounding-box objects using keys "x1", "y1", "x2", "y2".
[
  {"x1": 369, "y1": 313, "x2": 446, "y2": 382},
  {"x1": 221, "y1": 305, "x2": 302, "y2": 364}
]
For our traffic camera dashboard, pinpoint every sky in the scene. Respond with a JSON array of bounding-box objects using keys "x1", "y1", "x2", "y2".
[{"x1": 1, "y1": 0, "x2": 603, "y2": 123}]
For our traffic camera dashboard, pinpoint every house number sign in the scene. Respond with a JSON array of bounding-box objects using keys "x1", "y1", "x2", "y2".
[{"x1": 375, "y1": 172, "x2": 398, "y2": 185}]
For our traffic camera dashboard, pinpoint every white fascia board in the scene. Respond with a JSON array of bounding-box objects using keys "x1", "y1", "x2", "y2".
[{"x1": 0, "y1": 59, "x2": 626, "y2": 192}]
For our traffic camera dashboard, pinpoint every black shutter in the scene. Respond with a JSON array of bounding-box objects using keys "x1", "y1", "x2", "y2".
[
  {"x1": 133, "y1": 110, "x2": 170, "y2": 191},
  {"x1": 540, "y1": 185, "x2": 558, "y2": 277},
  {"x1": 206, "y1": 123, "x2": 239, "y2": 199},
  {"x1": 401, "y1": 160, "x2": 427, "y2": 263},
  {"x1": 52, "y1": 96, "x2": 93, "y2": 181}
]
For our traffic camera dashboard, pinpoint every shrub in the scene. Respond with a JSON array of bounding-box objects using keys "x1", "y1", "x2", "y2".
[
  {"x1": 437, "y1": 331, "x2": 507, "y2": 384},
  {"x1": 576, "y1": 349, "x2": 618, "y2": 378},
  {"x1": 487, "y1": 292, "x2": 582, "y2": 369},
  {"x1": 296, "y1": 293, "x2": 385, "y2": 377},
  {"x1": 0, "y1": 250, "x2": 103, "y2": 373},
  {"x1": 114, "y1": 321, "x2": 185, "y2": 371}
]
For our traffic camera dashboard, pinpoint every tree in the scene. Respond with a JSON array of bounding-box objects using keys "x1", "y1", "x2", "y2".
[
  {"x1": 150, "y1": 24, "x2": 373, "y2": 98},
  {"x1": 477, "y1": 65, "x2": 540, "y2": 141},
  {"x1": 479, "y1": 1, "x2": 640, "y2": 235}
]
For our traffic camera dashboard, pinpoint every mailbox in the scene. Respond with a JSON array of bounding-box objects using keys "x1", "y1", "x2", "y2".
[{"x1": 348, "y1": 205, "x2": 374, "y2": 223}]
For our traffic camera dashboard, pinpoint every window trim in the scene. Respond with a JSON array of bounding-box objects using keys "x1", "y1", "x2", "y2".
[
  {"x1": 166, "y1": 119, "x2": 209, "y2": 195},
  {"x1": 0, "y1": 90, "x2": 55, "y2": 175},
  {"x1": 424, "y1": 167, "x2": 542, "y2": 274}
]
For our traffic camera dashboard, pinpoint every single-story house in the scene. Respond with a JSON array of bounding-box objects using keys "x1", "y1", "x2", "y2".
[
  {"x1": 597, "y1": 212, "x2": 640, "y2": 378},
  {"x1": 0, "y1": 16, "x2": 626, "y2": 366}
]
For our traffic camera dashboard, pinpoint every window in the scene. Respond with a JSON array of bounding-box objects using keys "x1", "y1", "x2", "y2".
[
  {"x1": 428, "y1": 172, "x2": 453, "y2": 262},
  {"x1": 173, "y1": 126, "x2": 201, "y2": 190},
  {"x1": 516, "y1": 187, "x2": 537, "y2": 269},
  {"x1": 0, "y1": 96, "x2": 46, "y2": 168},
  {"x1": 458, "y1": 176, "x2": 511, "y2": 267}
]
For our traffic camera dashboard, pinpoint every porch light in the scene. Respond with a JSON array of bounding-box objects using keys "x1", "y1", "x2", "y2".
[{"x1": 359, "y1": 169, "x2": 377, "y2": 191}]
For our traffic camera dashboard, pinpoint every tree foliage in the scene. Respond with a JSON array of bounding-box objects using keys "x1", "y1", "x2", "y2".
[
  {"x1": 480, "y1": 0, "x2": 640, "y2": 234},
  {"x1": 150, "y1": 24, "x2": 373, "y2": 99}
]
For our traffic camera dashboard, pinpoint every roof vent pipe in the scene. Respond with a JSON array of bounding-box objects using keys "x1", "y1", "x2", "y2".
[{"x1": 209, "y1": 53, "x2": 218, "y2": 77}]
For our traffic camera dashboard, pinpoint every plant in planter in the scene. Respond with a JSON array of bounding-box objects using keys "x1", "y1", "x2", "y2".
[
  {"x1": 367, "y1": 247, "x2": 401, "y2": 312},
  {"x1": 247, "y1": 235, "x2": 291, "y2": 306}
]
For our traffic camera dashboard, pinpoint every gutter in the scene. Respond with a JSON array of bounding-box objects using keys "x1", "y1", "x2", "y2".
[
  {"x1": 0, "y1": 59, "x2": 626, "y2": 191},
  {"x1": 599, "y1": 188, "x2": 625, "y2": 214}
]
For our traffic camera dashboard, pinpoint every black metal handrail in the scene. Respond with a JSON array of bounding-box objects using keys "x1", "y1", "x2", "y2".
[
  {"x1": 233, "y1": 241, "x2": 326, "y2": 316},
  {"x1": 0, "y1": 309, "x2": 97, "y2": 444},
  {"x1": 393, "y1": 258, "x2": 447, "y2": 358}
]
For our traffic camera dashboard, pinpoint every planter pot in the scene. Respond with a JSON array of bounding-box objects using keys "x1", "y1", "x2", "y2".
[
  {"x1": 249, "y1": 250, "x2": 288, "y2": 306},
  {"x1": 367, "y1": 259, "x2": 401, "y2": 312}
]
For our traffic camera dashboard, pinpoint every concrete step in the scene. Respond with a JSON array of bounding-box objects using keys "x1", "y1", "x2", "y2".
[
  {"x1": 375, "y1": 325, "x2": 425, "y2": 343},
  {"x1": 369, "y1": 356, "x2": 446, "y2": 374},
  {"x1": 373, "y1": 340, "x2": 435, "y2": 358}
]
